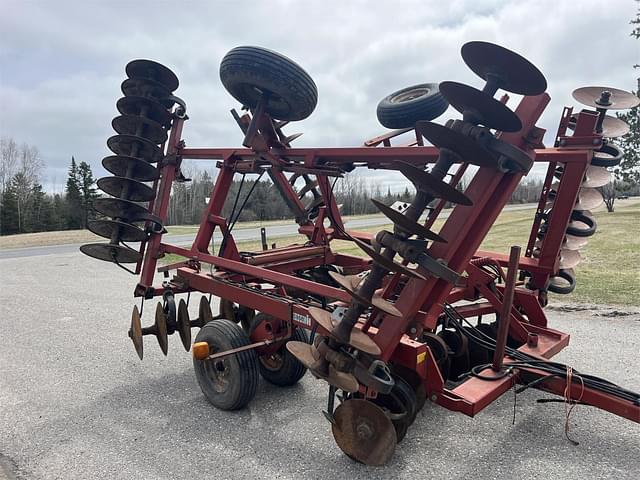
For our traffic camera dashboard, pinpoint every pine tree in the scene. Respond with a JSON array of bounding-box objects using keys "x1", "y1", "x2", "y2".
[
  {"x1": 0, "y1": 180, "x2": 19, "y2": 235},
  {"x1": 78, "y1": 161, "x2": 98, "y2": 228},
  {"x1": 65, "y1": 157, "x2": 83, "y2": 229}
]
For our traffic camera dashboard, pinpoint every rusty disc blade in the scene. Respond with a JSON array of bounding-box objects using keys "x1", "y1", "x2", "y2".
[
  {"x1": 129, "y1": 305, "x2": 144, "y2": 360},
  {"x1": 102, "y1": 155, "x2": 160, "y2": 182},
  {"x1": 97, "y1": 176, "x2": 155, "y2": 202},
  {"x1": 461, "y1": 41, "x2": 547, "y2": 95},
  {"x1": 87, "y1": 219, "x2": 147, "y2": 242},
  {"x1": 575, "y1": 188, "x2": 603, "y2": 211},
  {"x1": 352, "y1": 237, "x2": 426, "y2": 280},
  {"x1": 285, "y1": 341, "x2": 359, "y2": 392},
  {"x1": 331, "y1": 398, "x2": 397, "y2": 466},
  {"x1": 112, "y1": 114, "x2": 168, "y2": 145},
  {"x1": 154, "y1": 302, "x2": 169, "y2": 356},
  {"x1": 121, "y1": 77, "x2": 174, "y2": 108},
  {"x1": 564, "y1": 235, "x2": 588, "y2": 251},
  {"x1": 415, "y1": 121, "x2": 497, "y2": 168},
  {"x1": 79, "y1": 242, "x2": 141, "y2": 263},
  {"x1": 93, "y1": 197, "x2": 149, "y2": 221},
  {"x1": 397, "y1": 163, "x2": 472, "y2": 206},
  {"x1": 559, "y1": 249, "x2": 582, "y2": 269},
  {"x1": 371, "y1": 198, "x2": 447, "y2": 243},
  {"x1": 572, "y1": 86, "x2": 640, "y2": 110},
  {"x1": 116, "y1": 96, "x2": 172, "y2": 128},
  {"x1": 198, "y1": 296, "x2": 213, "y2": 327},
  {"x1": 328, "y1": 271, "x2": 401, "y2": 317},
  {"x1": 177, "y1": 299, "x2": 192, "y2": 351},
  {"x1": 126, "y1": 59, "x2": 179, "y2": 92},
  {"x1": 308, "y1": 307, "x2": 382, "y2": 356},
  {"x1": 107, "y1": 134, "x2": 164, "y2": 162},
  {"x1": 439, "y1": 81, "x2": 522, "y2": 132},
  {"x1": 582, "y1": 166, "x2": 611, "y2": 188}
]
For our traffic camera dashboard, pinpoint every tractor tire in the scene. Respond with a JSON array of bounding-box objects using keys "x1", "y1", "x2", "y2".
[
  {"x1": 193, "y1": 319, "x2": 258, "y2": 410},
  {"x1": 591, "y1": 143, "x2": 623, "y2": 167},
  {"x1": 566, "y1": 210, "x2": 597, "y2": 237},
  {"x1": 219, "y1": 46, "x2": 318, "y2": 121},
  {"x1": 548, "y1": 269, "x2": 576, "y2": 295},
  {"x1": 250, "y1": 314, "x2": 309, "y2": 386},
  {"x1": 376, "y1": 83, "x2": 448, "y2": 129}
]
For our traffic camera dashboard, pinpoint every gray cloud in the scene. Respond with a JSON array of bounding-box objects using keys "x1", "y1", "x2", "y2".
[{"x1": 1, "y1": 0, "x2": 637, "y2": 192}]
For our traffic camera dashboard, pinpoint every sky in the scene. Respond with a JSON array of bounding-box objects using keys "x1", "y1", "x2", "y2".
[{"x1": 1, "y1": 0, "x2": 638, "y2": 193}]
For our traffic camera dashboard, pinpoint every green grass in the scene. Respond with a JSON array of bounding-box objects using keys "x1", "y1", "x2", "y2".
[{"x1": 162, "y1": 200, "x2": 640, "y2": 306}]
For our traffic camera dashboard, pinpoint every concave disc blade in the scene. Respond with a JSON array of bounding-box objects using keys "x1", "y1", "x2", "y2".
[
  {"x1": 352, "y1": 237, "x2": 426, "y2": 280},
  {"x1": 97, "y1": 176, "x2": 155, "y2": 202},
  {"x1": 568, "y1": 114, "x2": 630, "y2": 138},
  {"x1": 564, "y1": 235, "x2": 588, "y2": 250},
  {"x1": 112, "y1": 114, "x2": 168, "y2": 145},
  {"x1": 102, "y1": 155, "x2": 160, "y2": 182},
  {"x1": 87, "y1": 219, "x2": 147, "y2": 242},
  {"x1": 121, "y1": 77, "x2": 174, "y2": 108},
  {"x1": 308, "y1": 306, "x2": 382, "y2": 355},
  {"x1": 154, "y1": 302, "x2": 169, "y2": 356},
  {"x1": 371, "y1": 198, "x2": 446, "y2": 243},
  {"x1": 198, "y1": 296, "x2": 213, "y2": 326},
  {"x1": 93, "y1": 197, "x2": 149, "y2": 221},
  {"x1": 415, "y1": 121, "x2": 497, "y2": 168},
  {"x1": 107, "y1": 134, "x2": 164, "y2": 162},
  {"x1": 328, "y1": 271, "x2": 401, "y2": 317},
  {"x1": 177, "y1": 299, "x2": 192, "y2": 351},
  {"x1": 397, "y1": 163, "x2": 472, "y2": 206},
  {"x1": 331, "y1": 399, "x2": 397, "y2": 466},
  {"x1": 461, "y1": 41, "x2": 547, "y2": 95},
  {"x1": 575, "y1": 188, "x2": 603, "y2": 211},
  {"x1": 572, "y1": 86, "x2": 640, "y2": 110},
  {"x1": 116, "y1": 96, "x2": 172, "y2": 128},
  {"x1": 582, "y1": 166, "x2": 611, "y2": 188},
  {"x1": 130, "y1": 305, "x2": 144, "y2": 360},
  {"x1": 439, "y1": 81, "x2": 522, "y2": 132},
  {"x1": 126, "y1": 59, "x2": 179, "y2": 92},
  {"x1": 559, "y1": 249, "x2": 582, "y2": 269},
  {"x1": 79, "y1": 242, "x2": 141, "y2": 263}
]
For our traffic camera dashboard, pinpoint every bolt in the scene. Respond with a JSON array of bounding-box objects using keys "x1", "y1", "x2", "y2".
[
  {"x1": 430, "y1": 394, "x2": 438, "y2": 402},
  {"x1": 356, "y1": 421, "x2": 373, "y2": 440}
]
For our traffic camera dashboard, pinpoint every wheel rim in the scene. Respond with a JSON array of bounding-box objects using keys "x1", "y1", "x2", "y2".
[
  {"x1": 204, "y1": 355, "x2": 232, "y2": 393},
  {"x1": 391, "y1": 87, "x2": 430, "y2": 103},
  {"x1": 259, "y1": 351, "x2": 285, "y2": 371}
]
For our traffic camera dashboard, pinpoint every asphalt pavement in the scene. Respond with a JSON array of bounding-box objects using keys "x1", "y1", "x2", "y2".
[{"x1": 1, "y1": 249, "x2": 639, "y2": 479}]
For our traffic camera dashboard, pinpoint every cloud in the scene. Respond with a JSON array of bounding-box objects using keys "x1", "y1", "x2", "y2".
[{"x1": 0, "y1": 0, "x2": 637, "y2": 192}]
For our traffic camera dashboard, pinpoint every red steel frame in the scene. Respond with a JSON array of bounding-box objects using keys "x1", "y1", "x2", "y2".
[{"x1": 131, "y1": 94, "x2": 639, "y2": 424}]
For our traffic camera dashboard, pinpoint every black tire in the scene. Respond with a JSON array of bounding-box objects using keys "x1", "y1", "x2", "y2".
[
  {"x1": 193, "y1": 319, "x2": 258, "y2": 410},
  {"x1": 376, "y1": 83, "x2": 448, "y2": 129},
  {"x1": 591, "y1": 143, "x2": 623, "y2": 167},
  {"x1": 548, "y1": 269, "x2": 576, "y2": 295},
  {"x1": 361, "y1": 376, "x2": 417, "y2": 443},
  {"x1": 249, "y1": 314, "x2": 308, "y2": 386},
  {"x1": 219, "y1": 46, "x2": 318, "y2": 121},
  {"x1": 566, "y1": 210, "x2": 597, "y2": 237}
]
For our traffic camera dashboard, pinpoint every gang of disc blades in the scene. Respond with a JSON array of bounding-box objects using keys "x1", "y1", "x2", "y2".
[
  {"x1": 559, "y1": 249, "x2": 582, "y2": 269},
  {"x1": 116, "y1": 95, "x2": 172, "y2": 128},
  {"x1": 439, "y1": 81, "x2": 523, "y2": 133},
  {"x1": 130, "y1": 305, "x2": 144, "y2": 360},
  {"x1": 352, "y1": 237, "x2": 426, "y2": 280},
  {"x1": 102, "y1": 155, "x2": 160, "y2": 182},
  {"x1": 126, "y1": 59, "x2": 179, "y2": 92},
  {"x1": 328, "y1": 271, "x2": 402, "y2": 317},
  {"x1": 461, "y1": 41, "x2": 547, "y2": 95},
  {"x1": 79, "y1": 242, "x2": 142, "y2": 263},
  {"x1": 121, "y1": 77, "x2": 174, "y2": 108},
  {"x1": 97, "y1": 176, "x2": 155, "y2": 202},
  {"x1": 93, "y1": 197, "x2": 149, "y2": 221},
  {"x1": 397, "y1": 163, "x2": 472, "y2": 206},
  {"x1": 331, "y1": 399, "x2": 397, "y2": 466},
  {"x1": 581, "y1": 166, "x2": 611, "y2": 188},
  {"x1": 415, "y1": 121, "x2": 496, "y2": 168},
  {"x1": 112, "y1": 114, "x2": 168, "y2": 145},
  {"x1": 107, "y1": 134, "x2": 164, "y2": 163},
  {"x1": 87, "y1": 219, "x2": 147, "y2": 242},
  {"x1": 308, "y1": 306, "x2": 382, "y2": 356},
  {"x1": 177, "y1": 299, "x2": 192, "y2": 351},
  {"x1": 574, "y1": 187, "x2": 604, "y2": 211},
  {"x1": 572, "y1": 86, "x2": 640, "y2": 110},
  {"x1": 154, "y1": 302, "x2": 169, "y2": 356}
]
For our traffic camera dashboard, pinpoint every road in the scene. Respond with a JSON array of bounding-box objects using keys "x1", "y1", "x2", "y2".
[
  {"x1": 0, "y1": 203, "x2": 537, "y2": 260},
  {"x1": 0, "y1": 251, "x2": 638, "y2": 479}
]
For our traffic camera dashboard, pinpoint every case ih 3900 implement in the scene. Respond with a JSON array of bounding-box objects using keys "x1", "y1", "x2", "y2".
[{"x1": 81, "y1": 41, "x2": 639, "y2": 465}]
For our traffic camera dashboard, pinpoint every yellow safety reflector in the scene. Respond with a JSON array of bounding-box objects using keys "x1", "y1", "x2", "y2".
[
  {"x1": 417, "y1": 352, "x2": 427, "y2": 364},
  {"x1": 193, "y1": 341, "x2": 210, "y2": 360}
]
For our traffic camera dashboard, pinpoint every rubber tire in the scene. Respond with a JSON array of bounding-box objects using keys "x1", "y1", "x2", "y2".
[
  {"x1": 548, "y1": 269, "x2": 576, "y2": 295},
  {"x1": 219, "y1": 46, "x2": 318, "y2": 121},
  {"x1": 193, "y1": 319, "x2": 258, "y2": 410},
  {"x1": 372, "y1": 376, "x2": 417, "y2": 443},
  {"x1": 566, "y1": 210, "x2": 597, "y2": 237},
  {"x1": 376, "y1": 83, "x2": 448, "y2": 129},
  {"x1": 591, "y1": 143, "x2": 623, "y2": 167},
  {"x1": 249, "y1": 314, "x2": 309, "y2": 386}
]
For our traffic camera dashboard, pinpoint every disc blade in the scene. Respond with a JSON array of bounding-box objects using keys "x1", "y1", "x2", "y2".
[
  {"x1": 415, "y1": 121, "x2": 497, "y2": 168},
  {"x1": 352, "y1": 237, "x2": 426, "y2": 280},
  {"x1": 102, "y1": 155, "x2": 160, "y2": 182},
  {"x1": 285, "y1": 341, "x2": 359, "y2": 392},
  {"x1": 93, "y1": 197, "x2": 149, "y2": 221},
  {"x1": 568, "y1": 114, "x2": 630, "y2": 138},
  {"x1": 397, "y1": 163, "x2": 472, "y2": 206},
  {"x1": 155, "y1": 302, "x2": 168, "y2": 356},
  {"x1": 198, "y1": 296, "x2": 213, "y2": 327},
  {"x1": 107, "y1": 134, "x2": 164, "y2": 162},
  {"x1": 328, "y1": 271, "x2": 401, "y2": 317},
  {"x1": 87, "y1": 219, "x2": 147, "y2": 242},
  {"x1": 129, "y1": 305, "x2": 144, "y2": 360},
  {"x1": 331, "y1": 399, "x2": 397, "y2": 466},
  {"x1": 372, "y1": 198, "x2": 446, "y2": 242},
  {"x1": 572, "y1": 86, "x2": 640, "y2": 110},
  {"x1": 308, "y1": 306, "x2": 381, "y2": 355},
  {"x1": 559, "y1": 249, "x2": 582, "y2": 269},
  {"x1": 121, "y1": 77, "x2": 174, "y2": 108},
  {"x1": 439, "y1": 81, "x2": 522, "y2": 132},
  {"x1": 177, "y1": 299, "x2": 192, "y2": 351},
  {"x1": 126, "y1": 59, "x2": 179, "y2": 92},
  {"x1": 575, "y1": 188, "x2": 603, "y2": 211},
  {"x1": 116, "y1": 96, "x2": 172, "y2": 128},
  {"x1": 97, "y1": 176, "x2": 155, "y2": 202},
  {"x1": 461, "y1": 41, "x2": 547, "y2": 95},
  {"x1": 564, "y1": 235, "x2": 588, "y2": 250},
  {"x1": 581, "y1": 166, "x2": 611, "y2": 188},
  {"x1": 79, "y1": 242, "x2": 142, "y2": 263},
  {"x1": 112, "y1": 114, "x2": 168, "y2": 145}
]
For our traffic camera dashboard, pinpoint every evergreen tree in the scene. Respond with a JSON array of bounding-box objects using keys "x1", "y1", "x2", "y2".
[
  {"x1": 0, "y1": 180, "x2": 19, "y2": 235},
  {"x1": 78, "y1": 161, "x2": 98, "y2": 228},
  {"x1": 65, "y1": 157, "x2": 83, "y2": 229}
]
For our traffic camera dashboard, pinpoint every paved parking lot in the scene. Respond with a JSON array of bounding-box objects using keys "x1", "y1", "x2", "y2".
[{"x1": 1, "y1": 251, "x2": 638, "y2": 479}]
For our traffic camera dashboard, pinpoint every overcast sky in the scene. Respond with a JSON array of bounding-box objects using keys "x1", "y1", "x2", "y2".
[{"x1": 1, "y1": 0, "x2": 638, "y2": 193}]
